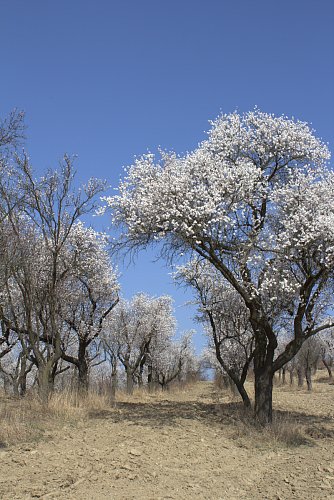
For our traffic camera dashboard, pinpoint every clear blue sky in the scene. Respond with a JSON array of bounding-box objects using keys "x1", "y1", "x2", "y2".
[{"x1": 1, "y1": 0, "x2": 333, "y2": 352}]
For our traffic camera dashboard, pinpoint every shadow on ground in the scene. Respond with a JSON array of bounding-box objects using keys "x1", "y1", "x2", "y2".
[
  {"x1": 89, "y1": 399, "x2": 223, "y2": 427},
  {"x1": 88, "y1": 394, "x2": 334, "y2": 444}
]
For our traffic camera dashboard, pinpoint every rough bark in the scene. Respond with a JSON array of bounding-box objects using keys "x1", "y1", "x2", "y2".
[
  {"x1": 254, "y1": 365, "x2": 274, "y2": 424},
  {"x1": 77, "y1": 340, "x2": 89, "y2": 393},
  {"x1": 251, "y1": 317, "x2": 276, "y2": 424},
  {"x1": 78, "y1": 358, "x2": 89, "y2": 394}
]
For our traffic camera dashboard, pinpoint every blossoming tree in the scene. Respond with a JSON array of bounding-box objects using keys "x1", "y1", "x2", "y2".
[
  {"x1": 59, "y1": 222, "x2": 119, "y2": 392},
  {"x1": 104, "y1": 293, "x2": 175, "y2": 394},
  {"x1": 149, "y1": 330, "x2": 195, "y2": 391},
  {"x1": 105, "y1": 109, "x2": 334, "y2": 423}
]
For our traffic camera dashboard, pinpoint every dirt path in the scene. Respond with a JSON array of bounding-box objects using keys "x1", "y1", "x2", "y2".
[{"x1": 1, "y1": 381, "x2": 334, "y2": 499}]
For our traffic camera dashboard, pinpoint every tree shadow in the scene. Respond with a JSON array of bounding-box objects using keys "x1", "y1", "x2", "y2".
[
  {"x1": 89, "y1": 399, "x2": 223, "y2": 428},
  {"x1": 88, "y1": 395, "x2": 334, "y2": 444},
  {"x1": 315, "y1": 376, "x2": 334, "y2": 384}
]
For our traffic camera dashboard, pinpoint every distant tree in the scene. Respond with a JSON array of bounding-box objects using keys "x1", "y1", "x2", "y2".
[
  {"x1": 319, "y1": 332, "x2": 334, "y2": 379},
  {"x1": 294, "y1": 337, "x2": 323, "y2": 391},
  {"x1": 150, "y1": 331, "x2": 194, "y2": 391},
  {"x1": 102, "y1": 336, "x2": 120, "y2": 399},
  {"x1": 175, "y1": 259, "x2": 254, "y2": 407},
  {"x1": 104, "y1": 294, "x2": 175, "y2": 394},
  {"x1": 0, "y1": 345, "x2": 34, "y2": 397}
]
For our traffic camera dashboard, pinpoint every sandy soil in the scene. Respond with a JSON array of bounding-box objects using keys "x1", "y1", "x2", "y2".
[{"x1": 1, "y1": 377, "x2": 334, "y2": 500}]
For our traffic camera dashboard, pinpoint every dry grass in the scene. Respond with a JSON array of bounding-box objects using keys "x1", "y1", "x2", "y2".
[
  {"x1": 1, "y1": 373, "x2": 332, "y2": 450},
  {"x1": 225, "y1": 406, "x2": 309, "y2": 449},
  {"x1": 0, "y1": 393, "x2": 47, "y2": 447},
  {"x1": 0, "y1": 382, "x2": 191, "y2": 447},
  {"x1": 47, "y1": 389, "x2": 112, "y2": 419},
  {"x1": 0, "y1": 389, "x2": 113, "y2": 448},
  {"x1": 0, "y1": 382, "x2": 198, "y2": 447},
  {"x1": 212, "y1": 375, "x2": 328, "y2": 449}
]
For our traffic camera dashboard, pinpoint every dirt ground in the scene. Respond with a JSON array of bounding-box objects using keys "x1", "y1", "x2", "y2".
[{"x1": 1, "y1": 375, "x2": 334, "y2": 500}]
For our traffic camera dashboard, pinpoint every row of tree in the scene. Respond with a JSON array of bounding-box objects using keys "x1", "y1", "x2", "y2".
[{"x1": 0, "y1": 110, "x2": 197, "y2": 401}]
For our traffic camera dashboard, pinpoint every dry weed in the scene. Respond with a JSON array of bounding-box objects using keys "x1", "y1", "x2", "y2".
[
  {"x1": 0, "y1": 389, "x2": 112, "y2": 448},
  {"x1": 220, "y1": 404, "x2": 309, "y2": 449},
  {"x1": 0, "y1": 394, "x2": 46, "y2": 447}
]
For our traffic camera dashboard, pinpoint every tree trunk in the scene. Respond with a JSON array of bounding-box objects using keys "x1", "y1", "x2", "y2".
[
  {"x1": 38, "y1": 365, "x2": 54, "y2": 404},
  {"x1": 12, "y1": 380, "x2": 20, "y2": 397},
  {"x1": 147, "y1": 363, "x2": 154, "y2": 392},
  {"x1": 251, "y1": 326, "x2": 276, "y2": 425},
  {"x1": 305, "y1": 366, "x2": 312, "y2": 391},
  {"x1": 159, "y1": 375, "x2": 167, "y2": 391},
  {"x1": 18, "y1": 359, "x2": 28, "y2": 397},
  {"x1": 254, "y1": 366, "x2": 274, "y2": 424},
  {"x1": 77, "y1": 341, "x2": 89, "y2": 394},
  {"x1": 235, "y1": 380, "x2": 252, "y2": 408},
  {"x1": 297, "y1": 368, "x2": 304, "y2": 387},
  {"x1": 322, "y1": 358, "x2": 333, "y2": 379},
  {"x1": 125, "y1": 367, "x2": 134, "y2": 395},
  {"x1": 2, "y1": 373, "x2": 11, "y2": 394},
  {"x1": 138, "y1": 355, "x2": 146, "y2": 387},
  {"x1": 213, "y1": 338, "x2": 252, "y2": 408},
  {"x1": 289, "y1": 370, "x2": 294, "y2": 385},
  {"x1": 110, "y1": 358, "x2": 117, "y2": 400},
  {"x1": 51, "y1": 360, "x2": 59, "y2": 388},
  {"x1": 282, "y1": 367, "x2": 286, "y2": 385},
  {"x1": 78, "y1": 358, "x2": 89, "y2": 394}
]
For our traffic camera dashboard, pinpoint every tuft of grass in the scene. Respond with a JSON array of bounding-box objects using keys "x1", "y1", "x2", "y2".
[
  {"x1": 222, "y1": 405, "x2": 310, "y2": 449},
  {"x1": 256, "y1": 414, "x2": 309, "y2": 448},
  {"x1": 0, "y1": 394, "x2": 46, "y2": 447}
]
